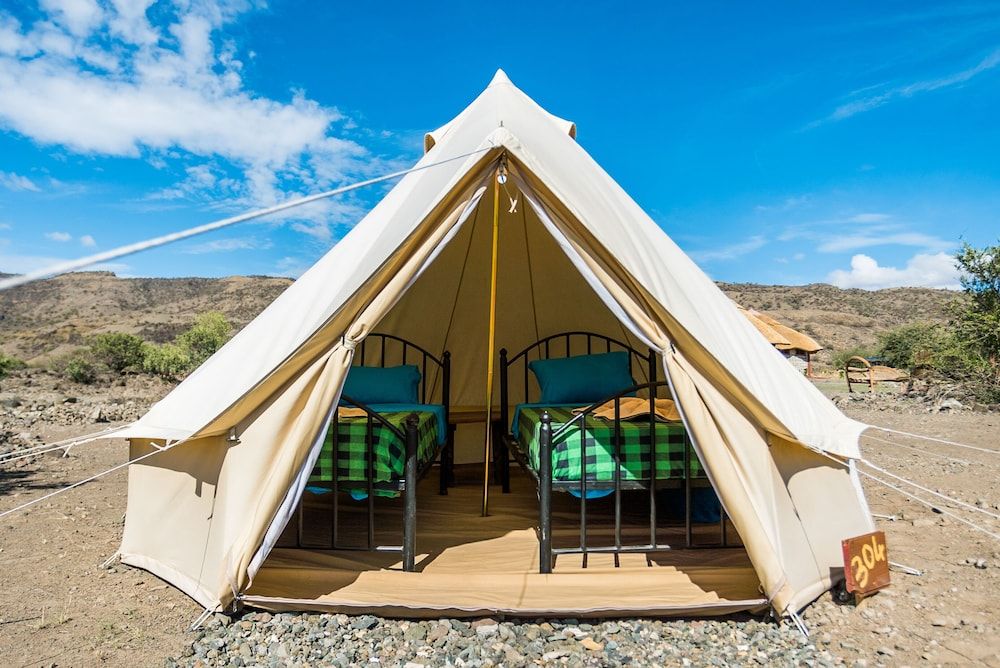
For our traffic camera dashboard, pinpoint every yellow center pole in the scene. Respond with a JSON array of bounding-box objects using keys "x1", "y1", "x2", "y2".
[{"x1": 481, "y1": 168, "x2": 501, "y2": 517}]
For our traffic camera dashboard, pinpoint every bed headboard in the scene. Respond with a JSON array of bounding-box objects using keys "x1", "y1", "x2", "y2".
[
  {"x1": 499, "y1": 331, "x2": 658, "y2": 425},
  {"x1": 352, "y1": 332, "x2": 450, "y2": 407}
]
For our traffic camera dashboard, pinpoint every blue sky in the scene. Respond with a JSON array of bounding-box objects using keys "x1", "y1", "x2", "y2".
[{"x1": 0, "y1": 1, "x2": 998, "y2": 289}]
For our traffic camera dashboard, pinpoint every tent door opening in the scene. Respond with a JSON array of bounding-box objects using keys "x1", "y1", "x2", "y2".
[{"x1": 260, "y1": 159, "x2": 759, "y2": 615}]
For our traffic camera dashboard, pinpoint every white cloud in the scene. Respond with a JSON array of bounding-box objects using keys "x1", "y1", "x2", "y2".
[
  {"x1": 754, "y1": 195, "x2": 809, "y2": 213},
  {"x1": 40, "y1": 0, "x2": 103, "y2": 37},
  {"x1": 273, "y1": 255, "x2": 310, "y2": 278},
  {"x1": 690, "y1": 235, "x2": 767, "y2": 263},
  {"x1": 79, "y1": 234, "x2": 96, "y2": 247},
  {"x1": 847, "y1": 213, "x2": 890, "y2": 223},
  {"x1": 0, "y1": 240, "x2": 126, "y2": 275},
  {"x1": 45, "y1": 230, "x2": 72, "y2": 242},
  {"x1": 0, "y1": 170, "x2": 40, "y2": 191},
  {"x1": 818, "y1": 231, "x2": 953, "y2": 253},
  {"x1": 0, "y1": 1, "x2": 373, "y2": 216},
  {"x1": 826, "y1": 252, "x2": 961, "y2": 290},
  {"x1": 182, "y1": 236, "x2": 273, "y2": 254},
  {"x1": 812, "y1": 48, "x2": 1000, "y2": 126}
]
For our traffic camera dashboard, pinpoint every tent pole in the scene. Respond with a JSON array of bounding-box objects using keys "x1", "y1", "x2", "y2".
[{"x1": 481, "y1": 164, "x2": 502, "y2": 516}]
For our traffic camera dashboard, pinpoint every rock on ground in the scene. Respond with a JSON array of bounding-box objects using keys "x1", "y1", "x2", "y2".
[{"x1": 167, "y1": 612, "x2": 841, "y2": 667}]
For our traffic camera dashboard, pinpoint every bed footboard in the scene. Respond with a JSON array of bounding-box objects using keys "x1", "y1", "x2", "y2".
[{"x1": 290, "y1": 333, "x2": 451, "y2": 573}]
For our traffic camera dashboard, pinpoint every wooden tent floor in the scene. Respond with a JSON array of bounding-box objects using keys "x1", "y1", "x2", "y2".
[{"x1": 245, "y1": 470, "x2": 766, "y2": 617}]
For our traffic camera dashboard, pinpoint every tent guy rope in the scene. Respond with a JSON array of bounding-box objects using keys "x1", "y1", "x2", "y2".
[
  {"x1": 857, "y1": 469, "x2": 1000, "y2": 542},
  {"x1": 861, "y1": 432, "x2": 970, "y2": 465},
  {"x1": 858, "y1": 458, "x2": 1000, "y2": 520},
  {"x1": 867, "y1": 425, "x2": 1000, "y2": 456},
  {"x1": 0, "y1": 425, "x2": 127, "y2": 463},
  {"x1": 0, "y1": 146, "x2": 493, "y2": 292},
  {"x1": 0, "y1": 436, "x2": 191, "y2": 520},
  {"x1": 804, "y1": 441, "x2": 1000, "y2": 540}
]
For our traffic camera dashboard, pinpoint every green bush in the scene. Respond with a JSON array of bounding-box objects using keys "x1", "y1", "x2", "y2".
[
  {"x1": 175, "y1": 312, "x2": 231, "y2": 367},
  {"x1": 66, "y1": 357, "x2": 97, "y2": 384},
  {"x1": 90, "y1": 332, "x2": 146, "y2": 373},
  {"x1": 876, "y1": 323, "x2": 950, "y2": 371},
  {"x1": 954, "y1": 242, "x2": 1000, "y2": 361},
  {"x1": 0, "y1": 352, "x2": 24, "y2": 379},
  {"x1": 141, "y1": 343, "x2": 191, "y2": 379}
]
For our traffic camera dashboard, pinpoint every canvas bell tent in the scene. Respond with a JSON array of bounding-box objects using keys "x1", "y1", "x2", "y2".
[{"x1": 111, "y1": 70, "x2": 874, "y2": 620}]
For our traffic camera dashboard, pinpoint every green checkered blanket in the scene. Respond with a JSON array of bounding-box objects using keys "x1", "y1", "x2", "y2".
[
  {"x1": 309, "y1": 410, "x2": 439, "y2": 489},
  {"x1": 516, "y1": 405, "x2": 703, "y2": 483}
]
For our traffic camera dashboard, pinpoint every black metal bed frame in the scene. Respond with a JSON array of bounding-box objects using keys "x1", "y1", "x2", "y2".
[
  {"x1": 292, "y1": 333, "x2": 452, "y2": 572},
  {"x1": 499, "y1": 331, "x2": 732, "y2": 573}
]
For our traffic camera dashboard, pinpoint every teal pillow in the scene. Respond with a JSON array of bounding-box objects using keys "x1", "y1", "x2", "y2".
[
  {"x1": 528, "y1": 351, "x2": 635, "y2": 404},
  {"x1": 342, "y1": 365, "x2": 420, "y2": 405}
]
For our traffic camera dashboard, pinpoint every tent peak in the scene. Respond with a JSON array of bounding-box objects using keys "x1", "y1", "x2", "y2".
[
  {"x1": 424, "y1": 71, "x2": 576, "y2": 153},
  {"x1": 489, "y1": 68, "x2": 512, "y2": 87}
]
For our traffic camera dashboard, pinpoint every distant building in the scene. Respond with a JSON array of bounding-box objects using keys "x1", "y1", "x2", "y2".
[{"x1": 736, "y1": 305, "x2": 823, "y2": 377}]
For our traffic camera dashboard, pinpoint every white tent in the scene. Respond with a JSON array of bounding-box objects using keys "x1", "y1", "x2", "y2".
[{"x1": 114, "y1": 70, "x2": 873, "y2": 618}]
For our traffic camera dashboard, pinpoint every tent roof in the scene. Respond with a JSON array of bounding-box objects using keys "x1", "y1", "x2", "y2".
[
  {"x1": 120, "y1": 69, "x2": 862, "y2": 458},
  {"x1": 752, "y1": 310, "x2": 823, "y2": 353},
  {"x1": 735, "y1": 304, "x2": 823, "y2": 353},
  {"x1": 735, "y1": 304, "x2": 792, "y2": 347}
]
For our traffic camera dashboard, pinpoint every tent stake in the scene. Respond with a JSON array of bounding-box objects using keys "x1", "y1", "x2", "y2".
[{"x1": 481, "y1": 161, "x2": 503, "y2": 516}]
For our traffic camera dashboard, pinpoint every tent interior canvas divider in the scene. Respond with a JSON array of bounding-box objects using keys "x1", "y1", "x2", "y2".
[{"x1": 115, "y1": 71, "x2": 874, "y2": 620}]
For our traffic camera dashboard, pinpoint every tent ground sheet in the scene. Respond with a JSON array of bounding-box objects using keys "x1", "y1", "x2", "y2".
[{"x1": 247, "y1": 473, "x2": 765, "y2": 617}]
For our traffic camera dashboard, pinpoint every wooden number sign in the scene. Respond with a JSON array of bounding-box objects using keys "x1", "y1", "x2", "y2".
[{"x1": 842, "y1": 530, "x2": 889, "y2": 597}]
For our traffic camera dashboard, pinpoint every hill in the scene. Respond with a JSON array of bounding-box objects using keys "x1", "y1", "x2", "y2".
[
  {"x1": 0, "y1": 272, "x2": 957, "y2": 367},
  {"x1": 718, "y1": 282, "x2": 956, "y2": 368},
  {"x1": 0, "y1": 272, "x2": 291, "y2": 362}
]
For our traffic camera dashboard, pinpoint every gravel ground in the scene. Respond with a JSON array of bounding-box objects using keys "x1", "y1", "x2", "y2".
[{"x1": 169, "y1": 613, "x2": 839, "y2": 668}]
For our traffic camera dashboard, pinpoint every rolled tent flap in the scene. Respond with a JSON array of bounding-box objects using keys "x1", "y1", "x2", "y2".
[
  {"x1": 120, "y1": 176, "x2": 492, "y2": 611},
  {"x1": 512, "y1": 164, "x2": 872, "y2": 615},
  {"x1": 245, "y1": 181, "x2": 490, "y2": 587},
  {"x1": 120, "y1": 347, "x2": 350, "y2": 609}
]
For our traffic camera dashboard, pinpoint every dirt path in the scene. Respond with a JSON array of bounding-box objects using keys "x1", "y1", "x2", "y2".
[
  {"x1": 0, "y1": 425, "x2": 195, "y2": 667},
  {"x1": 0, "y1": 401, "x2": 998, "y2": 666},
  {"x1": 804, "y1": 407, "x2": 1000, "y2": 666}
]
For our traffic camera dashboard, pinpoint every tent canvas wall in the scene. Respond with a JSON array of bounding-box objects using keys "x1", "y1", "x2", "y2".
[{"x1": 113, "y1": 70, "x2": 873, "y2": 618}]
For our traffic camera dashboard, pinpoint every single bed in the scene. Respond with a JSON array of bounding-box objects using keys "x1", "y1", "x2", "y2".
[
  {"x1": 513, "y1": 405, "x2": 702, "y2": 487},
  {"x1": 499, "y1": 331, "x2": 731, "y2": 573},
  {"x1": 292, "y1": 333, "x2": 452, "y2": 572}
]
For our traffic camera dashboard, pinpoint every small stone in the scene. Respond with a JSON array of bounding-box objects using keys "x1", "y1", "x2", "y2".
[
  {"x1": 475, "y1": 623, "x2": 498, "y2": 638},
  {"x1": 580, "y1": 637, "x2": 603, "y2": 651},
  {"x1": 426, "y1": 624, "x2": 448, "y2": 644},
  {"x1": 350, "y1": 615, "x2": 378, "y2": 630}
]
